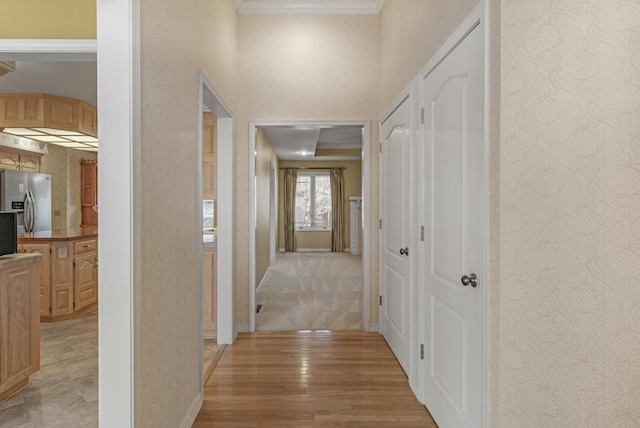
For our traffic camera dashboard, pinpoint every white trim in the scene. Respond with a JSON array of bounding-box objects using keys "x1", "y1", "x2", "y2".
[
  {"x1": 248, "y1": 120, "x2": 371, "y2": 333},
  {"x1": 96, "y1": 0, "x2": 139, "y2": 426},
  {"x1": 234, "y1": 0, "x2": 384, "y2": 15},
  {"x1": 295, "y1": 248, "x2": 332, "y2": 252},
  {"x1": 180, "y1": 393, "x2": 203, "y2": 428},
  {"x1": 256, "y1": 267, "x2": 272, "y2": 293},
  {"x1": 369, "y1": 323, "x2": 379, "y2": 332},
  {"x1": 0, "y1": 39, "x2": 97, "y2": 61},
  {"x1": 234, "y1": 324, "x2": 250, "y2": 341}
]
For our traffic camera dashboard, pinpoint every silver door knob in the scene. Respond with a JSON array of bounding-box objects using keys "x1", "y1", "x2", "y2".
[
  {"x1": 461, "y1": 273, "x2": 478, "y2": 288},
  {"x1": 399, "y1": 247, "x2": 409, "y2": 256}
]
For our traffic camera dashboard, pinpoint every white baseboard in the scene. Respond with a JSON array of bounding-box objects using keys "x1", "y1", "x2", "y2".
[
  {"x1": 233, "y1": 324, "x2": 249, "y2": 340},
  {"x1": 368, "y1": 323, "x2": 379, "y2": 332},
  {"x1": 296, "y1": 248, "x2": 331, "y2": 252},
  {"x1": 180, "y1": 392, "x2": 203, "y2": 428},
  {"x1": 256, "y1": 267, "x2": 271, "y2": 293}
]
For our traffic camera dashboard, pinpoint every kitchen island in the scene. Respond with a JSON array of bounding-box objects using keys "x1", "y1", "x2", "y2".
[
  {"x1": 0, "y1": 253, "x2": 41, "y2": 401},
  {"x1": 18, "y1": 227, "x2": 98, "y2": 323}
]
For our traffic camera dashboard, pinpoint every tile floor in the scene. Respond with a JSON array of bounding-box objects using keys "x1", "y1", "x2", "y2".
[
  {"x1": 0, "y1": 310, "x2": 222, "y2": 428},
  {"x1": 0, "y1": 310, "x2": 99, "y2": 428}
]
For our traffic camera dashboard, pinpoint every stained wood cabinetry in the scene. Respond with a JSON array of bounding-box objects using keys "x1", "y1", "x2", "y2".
[
  {"x1": 0, "y1": 254, "x2": 40, "y2": 401},
  {"x1": 18, "y1": 236, "x2": 98, "y2": 323},
  {"x1": 0, "y1": 148, "x2": 40, "y2": 172},
  {"x1": 202, "y1": 112, "x2": 217, "y2": 200},
  {"x1": 0, "y1": 93, "x2": 98, "y2": 137},
  {"x1": 81, "y1": 160, "x2": 98, "y2": 226},
  {"x1": 203, "y1": 248, "x2": 217, "y2": 338},
  {"x1": 19, "y1": 243, "x2": 51, "y2": 317}
]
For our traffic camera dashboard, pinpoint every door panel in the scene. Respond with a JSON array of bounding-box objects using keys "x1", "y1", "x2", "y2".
[
  {"x1": 421, "y1": 21, "x2": 484, "y2": 428},
  {"x1": 380, "y1": 97, "x2": 411, "y2": 374}
]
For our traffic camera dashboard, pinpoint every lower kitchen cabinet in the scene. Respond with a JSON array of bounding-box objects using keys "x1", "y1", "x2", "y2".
[
  {"x1": 203, "y1": 248, "x2": 217, "y2": 338},
  {"x1": 18, "y1": 236, "x2": 98, "y2": 323},
  {"x1": 0, "y1": 254, "x2": 41, "y2": 401}
]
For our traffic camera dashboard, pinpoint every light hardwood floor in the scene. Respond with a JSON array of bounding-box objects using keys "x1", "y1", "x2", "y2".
[{"x1": 194, "y1": 331, "x2": 437, "y2": 427}]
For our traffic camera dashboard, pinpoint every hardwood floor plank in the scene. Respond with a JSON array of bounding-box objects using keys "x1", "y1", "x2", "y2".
[{"x1": 194, "y1": 331, "x2": 437, "y2": 427}]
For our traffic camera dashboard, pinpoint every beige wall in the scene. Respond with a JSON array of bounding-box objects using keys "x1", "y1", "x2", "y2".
[
  {"x1": 379, "y1": 0, "x2": 480, "y2": 110},
  {"x1": 138, "y1": 0, "x2": 237, "y2": 425},
  {"x1": 0, "y1": 0, "x2": 96, "y2": 39},
  {"x1": 495, "y1": 1, "x2": 640, "y2": 426},
  {"x1": 255, "y1": 128, "x2": 278, "y2": 288},
  {"x1": 278, "y1": 160, "x2": 362, "y2": 251},
  {"x1": 236, "y1": 14, "x2": 380, "y2": 326},
  {"x1": 39, "y1": 146, "x2": 97, "y2": 230}
]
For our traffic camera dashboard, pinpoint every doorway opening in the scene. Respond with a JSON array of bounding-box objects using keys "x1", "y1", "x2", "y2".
[{"x1": 247, "y1": 120, "x2": 371, "y2": 332}]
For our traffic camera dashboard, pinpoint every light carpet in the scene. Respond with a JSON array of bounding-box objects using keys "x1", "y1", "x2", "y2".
[{"x1": 256, "y1": 252, "x2": 363, "y2": 331}]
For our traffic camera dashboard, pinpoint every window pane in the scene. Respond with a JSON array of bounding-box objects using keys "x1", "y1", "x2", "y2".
[{"x1": 295, "y1": 173, "x2": 332, "y2": 230}]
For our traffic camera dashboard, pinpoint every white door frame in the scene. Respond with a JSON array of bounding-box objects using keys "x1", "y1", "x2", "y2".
[
  {"x1": 248, "y1": 120, "x2": 371, "y2": 332},
  {"x1": 198, "y1": 72, "x2": 234, "y2": 347},
  {"x1": 416, "y1": 3, "x2": 489, "y2": 426}
]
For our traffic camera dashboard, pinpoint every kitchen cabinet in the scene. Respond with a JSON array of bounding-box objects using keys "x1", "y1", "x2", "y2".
[
  {"x1": 0, "y1": 93, "x2": 98, "y2": 138},
  {"x1": 73, "y1": 238, "x2": 98, "y2": 312},
  {"x1": 19, "y1": 243, "x2": 51, "y2": 317},
  {"x1": 0, "y1": 148, "x2": 40, "y2": 172},
  {"x1": 0, "y1": 253, "x2": 41, "y2": 401},
  {"x1": 18, "y1": 230, "x2": 98, "y2": 323},
  {"x1": 81, "y1": 160, "x2": 98, "y2": 226},
  {"x1": 202, "y1": 112, "x2": 217, "y2": 200},
  {"x1": 203, "y1": 248, "x2": 217, "y2": 338}
]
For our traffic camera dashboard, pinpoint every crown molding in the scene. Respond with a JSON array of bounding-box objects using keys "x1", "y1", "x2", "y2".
[
  {"x1": 0, "y1": 39, "x2": 97, "y2": 61},
  {"x1": 234, "y1": 0, "x2": 385, "y2": 15}
]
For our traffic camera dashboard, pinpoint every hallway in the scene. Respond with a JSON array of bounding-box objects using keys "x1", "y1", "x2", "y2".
[{"x1": 194, "y1": 330, "x2": 437, "y2": 427}]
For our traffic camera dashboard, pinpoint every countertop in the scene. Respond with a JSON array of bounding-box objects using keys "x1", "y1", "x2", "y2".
[
  {"x1": 0, "y1": 252, "x2": 42, "y2": 269},
  {"x1": 18, "y1": 226, "x2": 98, "y2": 243}
]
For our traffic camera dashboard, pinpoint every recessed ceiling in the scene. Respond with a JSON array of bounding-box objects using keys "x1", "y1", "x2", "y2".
[
  {"x1": 234, "y1": 0, "x2": 385, "y2": 15},
  {"x1": 262, "y1": 126, "x2": 362, "y2": 161}
]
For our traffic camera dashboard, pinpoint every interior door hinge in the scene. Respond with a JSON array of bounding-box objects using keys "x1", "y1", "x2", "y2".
[
  {"x1": 420, "y1": 344, "x2": 424, "y2": 360},
  {"x1": 379, "y1": 219, "x2": 382, "y2": 229},
  {"x1": 420, "y1": 226, "x2": 424, "y2": 241},
  {"x1": 379, "y1": 295, "x2": 382, "y2": 306},
  {"x1": 379, "y1": 142, "x2": 382, "y2": 153},
  {"x1": 420, "y1": 107, "x2": 425, "y2": 124}
]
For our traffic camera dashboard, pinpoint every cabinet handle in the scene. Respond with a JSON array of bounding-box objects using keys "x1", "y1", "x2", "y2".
[{"x1": 83, "y1": 244, "x2": 90, "y2": 248}]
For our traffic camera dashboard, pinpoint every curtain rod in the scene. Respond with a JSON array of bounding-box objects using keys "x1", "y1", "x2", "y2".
[{"x1": 279, "y1": 167, "x2": 345, "y2": 170}]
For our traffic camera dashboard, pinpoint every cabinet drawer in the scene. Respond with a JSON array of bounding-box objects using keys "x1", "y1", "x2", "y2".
[{"x1": 74, "y1": 239, "x2": 97, "y2": 255}]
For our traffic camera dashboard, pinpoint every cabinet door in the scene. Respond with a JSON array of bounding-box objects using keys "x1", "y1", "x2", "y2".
[
  {"x1": 0, "y1": 263, "x2": 37, "y2": 385},
  {"x1": 0, "y1": 149, "x2": 19, "y2": 170},
  {"x1": 50, "y1": 243, "x2": 73, "y2": 317},
  {"x1": 19, "y1": 155, "x2": 40, "y2": 173},
  {"x1": 202, "y1": 113, "x2": 217, "y2": 199},
  {"x1": 79, "y1": 103, "x2": 98, "y2": 137},
  {"x1": 81, "y1": 162, "x2": 98, "y2": 226},
  {"x1": 74, "y1": 252, "x2": 97, "y2": 311},
  {"x1": 202, "y1": 248, "x2": 217, "y2": 337},
  {"x1": 21, "y1": 243, "x2": 51, "y2": 317},
  {"x1": 0, "y1": 95, "x2": 43, "y2": 127}
]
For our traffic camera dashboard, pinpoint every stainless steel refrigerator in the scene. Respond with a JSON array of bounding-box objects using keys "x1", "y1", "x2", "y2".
[{"x1": 0, "y1": 169, "x2": 52, "y2": 233}]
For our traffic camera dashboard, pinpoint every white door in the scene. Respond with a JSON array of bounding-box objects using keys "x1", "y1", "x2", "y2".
[
  {"x1": 421, "y1": 20, "x2": 485, "y2": 427},
  {"x1": 380, "y1": 96, "x2": 411, "y2": 374}
]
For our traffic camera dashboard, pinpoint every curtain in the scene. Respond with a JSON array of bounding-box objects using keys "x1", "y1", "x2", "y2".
[
  {"x1": 283, "y1": 168, "x2": 298, "y2": 252},
  {"x1": 330, "y1": 168, "x2": 345, "y2": 252}
]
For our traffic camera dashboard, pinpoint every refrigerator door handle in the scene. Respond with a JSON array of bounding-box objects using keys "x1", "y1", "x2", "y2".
[
  {"x1": 23, "y1": 192, "x2": 31, "y2": 232},
  {"x1": 29, "y1": 190, "x2": 36, "y2": 232}
]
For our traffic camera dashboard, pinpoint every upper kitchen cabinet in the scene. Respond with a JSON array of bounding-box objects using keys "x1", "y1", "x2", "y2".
[
  {"x1": 0, "y1": 147, "x2": 40, "y2": 172},
  {"x1": 202, "y1": 112, "x2": 217, "y2": 200},
  {"x1": 0, "y1": 93, "x2": 98, "y2": 141}
]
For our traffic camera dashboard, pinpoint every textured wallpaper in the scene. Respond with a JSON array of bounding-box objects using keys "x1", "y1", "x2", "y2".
[
  {"x1": 39, "y1": 145, "x2": 97, "y2": 230},
  {"x1": 236, "y1": 13, "x2": 381, "y2": 325},
  {"x1": 138, "y1": 0, "x2": 237, "y2": 425},
  {"x1": 497, "y1": 1, "x2": 640, "y2": 426}
]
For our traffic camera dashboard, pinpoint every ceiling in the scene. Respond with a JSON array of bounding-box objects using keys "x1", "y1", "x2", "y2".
[
  {"x1": 262, "y1": 126, "x2": 362, "y2": 161},
  {"x1": 234, "y1": 0, "x2": 385, "y2": 15}
]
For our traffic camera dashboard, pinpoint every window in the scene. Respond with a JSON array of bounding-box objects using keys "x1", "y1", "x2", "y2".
[{"x1": 295, "y1": 172, "x2": 332, "y2": 231}]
